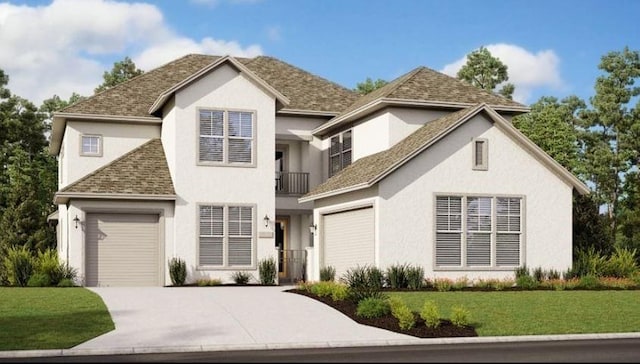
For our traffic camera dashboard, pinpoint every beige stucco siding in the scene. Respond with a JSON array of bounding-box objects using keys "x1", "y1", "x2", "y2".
[{"x1": 377, "y1": 113, "x2": 573, "y2": 280}]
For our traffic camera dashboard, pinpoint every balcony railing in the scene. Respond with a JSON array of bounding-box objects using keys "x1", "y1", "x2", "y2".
[{"x1": 275, "y1": 172, "x2": 309, "y2": 195}]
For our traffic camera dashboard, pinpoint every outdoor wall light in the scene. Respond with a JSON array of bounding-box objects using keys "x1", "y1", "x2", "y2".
[
  {"x1": 308, "y1": 223, "x2": 317, "y2": 234},
  {"x1": 263, "y1": 214, "x2": 270, "y2": 228},
  {"x1": 73, "y1": 215, "x2": 80, "y2": 229}
]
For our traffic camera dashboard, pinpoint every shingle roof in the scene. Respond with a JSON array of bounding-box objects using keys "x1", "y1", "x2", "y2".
[
  {"x1": 62, "y1": 54, "x2": 359, "y2": 117},
  {"x1": 302, "y1": 105, "x2": 482, "y2": 200},
  {"x1": 59, "y1": 139, "x2": 175, "y2": 196},
  {"x1": 335, "y1": 66, "x2": 525, "y2": 118}
]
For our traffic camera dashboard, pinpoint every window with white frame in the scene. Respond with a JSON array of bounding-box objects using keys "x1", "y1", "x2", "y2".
[
  {"x1": 80, "y1": 135, "x2": 101, "y2": 156},
  {"x1": 199, "y1": 205, "x2": 253, "y2": 267},
  {"x1": 199, "y1": 110, "x2": 254, "y2": 164},
  {"x1": 472, "y1": 138, "x2": 488, "y2": 170},
  {"x1": 435, "y1": 195, "x2": 522, "y2": 268},
  {"x1": 329, "y1": 129, "x2": 352, "y2": 177}
]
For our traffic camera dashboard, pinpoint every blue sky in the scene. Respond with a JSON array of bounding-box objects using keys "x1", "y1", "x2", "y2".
[{"x1": 1, "y1": 0, "x2": 639, "y2": 106}]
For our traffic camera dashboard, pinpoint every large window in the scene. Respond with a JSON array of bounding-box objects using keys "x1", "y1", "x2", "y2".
[
  {"x1": 199, "y1": 110, "x2": 254, "y2": 165},
  {"x1": 329, "y1": 130, "x2": 352, "y2": 177},
  {"x1": 199, "y1": 205, "x2": 254, "y2": 267},
  {"x1": 435, "y1": 195, "x2": 522, "y2": 268}
]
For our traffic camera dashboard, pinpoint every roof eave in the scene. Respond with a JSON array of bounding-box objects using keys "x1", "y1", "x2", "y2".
[
  {"x1": 298, "y1": 183, "x2": 370, "y2": 203},
  {"x1": 54, "y1": 192, "x2": 177, "y2": 205}
]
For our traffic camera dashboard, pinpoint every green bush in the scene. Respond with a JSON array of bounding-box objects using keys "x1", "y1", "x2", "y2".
[
  {"x1": 388, "y1": 297, "x2": 415, "y2": 330},
  {"x1": 309, "y1": 281, "x2": 349, "y2": 301},
  {"x1": 367, "y1": 266, "x2": 385, "y2": 290},
  {"x1": 356, "y1": 297, "x2": 391, "y2": 318},
  {"x1": 342, "y1": 265, "x2": 385, "y2": 302},
  {"x1": 385, "y1": 263, "x2": 408, "y2": 289},
  {"x1": 574, "y1": 247, "x2": 608, "y2": 277},
  {"x1": 168, "y1": 257, "x2": 187, "y2": 286},
  {"x1": 547, "y1": 269, "x2": 561, "y2": 280},
  {"x1": 258, "y1": 257, "x2": 277, "y2": 285},
  {"x1": 516, "y1": 274, "x2": 538, "y2": 289},
  {"x1": 27, "y1": 272, "x2": 51, "y2": 287},
  {"x1": 36, "y1": 249, "x2": 63, "y2": 286},
  {"x1": 420, "y1": 300, "x2": 440, "y2": 328},
  {"x1": 532, "y1": 267, "x2": 544, "y2": 282},
  {"x1": 433, "y1": 278, "x2": 453, "y2": 292},
  {"x1": 57, "y1": 278, "x2": 76, "y2": 287},
  {"x1": 578, "y1": 274, "x2": 601, "y2": 289},
  {"x1": 331, "y1": 283, "x2": 349, "y2": 301},
  {"x1": 197, "y1": 278, "x2": 223, "y2": 286},
  {"x1": 320, "y1": 266, "x2": 336, "y2": 282},
  {"x1": 452, "y1": 276, "x2": 469, "y2": 290},
  {"x1": 405, "y1": 265, "x2": 425, "y2": 290},
  {"x1": 231, "y1": 271, "x2": 252, "y2": 285},
  {"x1": 514, "y1": 265, "x2": 530, "y2": 279},
  {"x1": 603, "y1": 247, "x2": 638, "y2": 278},
  {"x1": 60, "y1": 263, "x2": 78, "y2": 282},
  {"x1": 450, "y1": 305, "x2": 471, "y2": 327},
  {"x1": 3, "y1": 246, "x2": 34, "y2": 287}
]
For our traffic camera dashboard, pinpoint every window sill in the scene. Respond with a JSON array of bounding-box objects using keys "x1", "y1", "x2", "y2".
[
  {"x1": 197, "y1": 265, "x2": 257, "y2": 271},
  {"x1": 197, "y1": 162, "x2": 256, "y2": 168},
  {"x1": 434, "y1": 266, "x2": 519, "y2": 272}
]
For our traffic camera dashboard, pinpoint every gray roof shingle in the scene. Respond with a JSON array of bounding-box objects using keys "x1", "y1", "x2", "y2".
[{"x1": 59, "y1": 139, "x2": 175, "y2": 196}]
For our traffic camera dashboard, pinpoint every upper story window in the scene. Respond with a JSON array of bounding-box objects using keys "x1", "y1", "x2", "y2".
[
  {"x1": 329, "y1": 129, "x2": 352, "y2": 177},
  {"x1": 472, "y1": 138, "x2": 488, "y2": 170},
  {"x1": 80, "y1": 135, "x2": 102, "y2": 156},
  {"x1": 199, "y1": 109, "x2": 254, "y2": 165}
]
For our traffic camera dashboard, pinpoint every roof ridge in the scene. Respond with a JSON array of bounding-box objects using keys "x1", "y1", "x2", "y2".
[
  {"x1": 59, "y1": 138, "x2": 161, "y2": 193},
  {"x1": 382, "y1": 66, "x2": 426, "y2": 97}
]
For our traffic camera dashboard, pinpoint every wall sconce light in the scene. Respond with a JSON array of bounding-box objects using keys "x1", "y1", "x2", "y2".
[
  {"x1": 308, "y1": 223, "x2": 317, "y2": 234},
  {"x1": 73, "y1": 215, "x2": 80, "y2": 229},
  {"x1": 263, "y1": 214, "x2": 270, "y2": 228}
]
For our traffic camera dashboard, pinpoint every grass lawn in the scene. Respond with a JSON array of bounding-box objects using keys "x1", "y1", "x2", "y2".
[
  {"x1": 0, "y1": 287, "x2": 114, "y2": 351},
  {"x1": 392, "y1": 290, "x2": 640, "y2": 336}
]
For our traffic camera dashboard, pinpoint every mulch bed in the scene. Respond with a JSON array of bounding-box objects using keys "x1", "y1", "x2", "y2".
[{"x1": 286, "y1": 289, "x2": 478, "y2": 339}]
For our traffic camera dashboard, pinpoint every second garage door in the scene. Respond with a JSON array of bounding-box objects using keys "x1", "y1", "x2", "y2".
[
  {"x1": 86, "y1": 213, "x2": 160, "y2": 287},
  {"x1": 322, "y1": 206, "x2": 375, "y2": 281}
]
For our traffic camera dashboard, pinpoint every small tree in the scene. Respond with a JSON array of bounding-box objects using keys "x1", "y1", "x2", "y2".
[{"x1": 168, "y1": 257, "x2": 187, "y2": 286}]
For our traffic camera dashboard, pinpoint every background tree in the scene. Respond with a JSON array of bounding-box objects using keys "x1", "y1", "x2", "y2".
[
  {"x1": 457, "y1": 46, "x2": 515, "y2": 100},
  {"x1": 94, "y1": 56, "x2": 144, "y2": 94},
  {"x1": 354, "y1": 77, "x2": 388, "y2": 95},
  {"x1": 579, "y1": 47, "x2": 640, "y2": 245}
]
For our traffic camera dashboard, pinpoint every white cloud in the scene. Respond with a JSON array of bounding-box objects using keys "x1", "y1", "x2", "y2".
[
  {"x1": 189, "y1": 0, "x2": 262, "y2": 7},
  {"x1": 441, "y1": 43, "x2": 564, "y2": 104},
  {"x1": 0, "y1": 0, "x2": 262, "y2": 105}
]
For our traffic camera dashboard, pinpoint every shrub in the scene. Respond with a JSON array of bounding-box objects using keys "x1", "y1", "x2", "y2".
[
  {"x1": 433, "y1": 278, "x2": 453, "y2": 292},
  {"x1": 450, "y1": 305, "x2": 471, "y2": 327},
  {"x1": 574, "y1": 247, "x2": 607, "y2": 277},
  {"x1": 367, "y1": 266, "x2": 385, "y2": 290},
  {"x1": 27, "y1": 272, "x2": 51, "y2": 287},
  {"x1": 420, "y1": 300, "x2": 440, "y2": 328},
  {"x1": 405, "y1": 265, "x2": 425, "y2": 290},
  {"x1": 547, "y1": 269, "x2": 561, "y2": 280},
  {"x1": 330, "y1": 283, "x2": 349, "y2": 301},
  {"x1": 356, "y1": 297, "x2": 391, "y2": 318},
  {"x1": 492, "y1": 278, "x2": 515, "y2": 291},
  {"x1": 388, "y1": 297, "x2": 415, "y2": 330},
  {"x1": 57, "y1": 278, "x2": 76, "y2": 287},
  {"x1": 603, "y1": 247, "x2": 638, "y2": 278},
  {"x1": 231, "y1": 271, "x2": 252, "y2": 285},
  {"x1": 452, "y1": 276, "x2": 469, "y2": 290},
  {"x1": 35, "y1": 249, "x2": 64, "y2": 286},
  {"x1": 516, "y1": 274, "x2": 538, "y2": 289},
  {"x1": 540, "y1": 279, "x2": 566, "y2": 291},
  {"x1": 3, "y1": 246, "x2": 34, "y2": 286},
  {"x1": 60, "y1": 263, "x2": 78, "y2": 282},
  {"x1": 258, "y1": 257, "x2": 277, "y2": 285},
  {"x1": 532, "y1": 267, "x2": 545, "y2": 282},
  {"x1": 196, "y1": 278, "x2": 222, "y2": 286},
  {"x1": 578, "y1": 274, "x2": 601, "y2": 289},
  {"x1": 168, "y1": 257, "x2": 187, "y2": 286},
  {"x1": 514, "y1": 265, "x2": 530, "y2": 279},
  {"x1": 598, "y1": 277, "x2": 636, "y2": 289},
  {"x1": 385, "y1": 263, "x2": 408, "y2": 289},
  {"x1": 472, "y1": 278, "x2": 493, "y2": 289},
  {"x1": 342, "y1": 265, "x2": 385, "y2": 302},
  {"x1": 308, "y1": 281, "x2": 349, "y2": 301},
  {"x1": 320, "y1": 266, "x2": 336, "y2": 282}
]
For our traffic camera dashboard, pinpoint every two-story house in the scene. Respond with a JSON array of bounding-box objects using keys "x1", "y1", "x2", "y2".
[{"x1": 49, "y1": 54, "x2": 588, "y2": 287}]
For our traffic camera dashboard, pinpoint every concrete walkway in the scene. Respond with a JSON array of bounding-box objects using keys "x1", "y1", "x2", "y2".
[{"x1": 2, "y1": 286, "x2": 640, "y2": 358}]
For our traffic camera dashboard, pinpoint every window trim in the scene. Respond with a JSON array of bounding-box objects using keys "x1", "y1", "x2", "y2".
[
  {"x1": 472, "y1": 138, "x2": 488, "y2": 171},
  {"x1": 196, "y1": 202, "x2": 257, "y2": 270},
  {"x1": 433, "y1": 193, "x2": 525, "y2": 271},
  {"x1": 328, "y1": 129, "x2": 353, "y2": 177},
  {"x1": 196, "y1": 107, "x2": 257, "y2": 168},
  {"x1": 79, "y1": 134, "x2": 103, "y2": 157}
]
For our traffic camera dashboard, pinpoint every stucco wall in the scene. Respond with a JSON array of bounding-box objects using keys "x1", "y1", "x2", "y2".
[
  {"x1": 387, "y1": 108, "x2": 450, "y2": 146},
  {"x1": 167, "y1": 63, "x2": 277, "y2": 283},
  {"x1": 377, "y1": 113, "x2": 574, "y2": 280},
  {"x1": 62, "y1": 121, "x2": 160, "y2": 187}
]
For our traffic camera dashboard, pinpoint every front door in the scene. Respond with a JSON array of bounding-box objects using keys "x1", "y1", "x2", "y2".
[{"x1": 275, "y1": 218, "x2": 288, "y2": 279}]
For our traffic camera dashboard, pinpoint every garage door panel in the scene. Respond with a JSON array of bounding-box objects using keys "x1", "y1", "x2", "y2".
[
  {"x1": 86, "y1": 213, "x2": 160, "y2": 287},
  {"x1": 322, "y1": 207, "x2": 374, "y2": 281}
]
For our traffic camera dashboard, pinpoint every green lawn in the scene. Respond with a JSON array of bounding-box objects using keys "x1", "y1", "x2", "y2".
[
  {"x1": 0, "y1": 287, "x2": 114, "y2": 351},
  {"x1": 392, "y1": 290, "x2": 640, "y2": 336}
]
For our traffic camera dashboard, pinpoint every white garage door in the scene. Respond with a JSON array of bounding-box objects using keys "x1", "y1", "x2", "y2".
[
  {"x1": 322, "y1": 206, "x2": 375, "y2": 281},
  {"x1": 86, "y1": 213, "x2": 160, "y2": 287}
]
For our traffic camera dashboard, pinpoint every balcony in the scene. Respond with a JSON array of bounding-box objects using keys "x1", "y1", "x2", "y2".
[{"x1": 275, "y1": 172, "x2": 309, "y2": 195}]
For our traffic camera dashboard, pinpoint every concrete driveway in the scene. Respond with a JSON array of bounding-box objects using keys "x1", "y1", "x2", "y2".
[{"x1": 71, "y1": 286, "x2": 420, "y2": 353}]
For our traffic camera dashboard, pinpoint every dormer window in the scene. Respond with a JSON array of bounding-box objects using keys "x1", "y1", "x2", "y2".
[
  {"x1": 80, "y1": 135, "x2": 102, "y2": 156},
  {"x1": 329, "y1": 130, "x2": 352, "y2": 177},
  {"x1": 472, "y1": 138, "x2": 488, "y2": 170}
]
